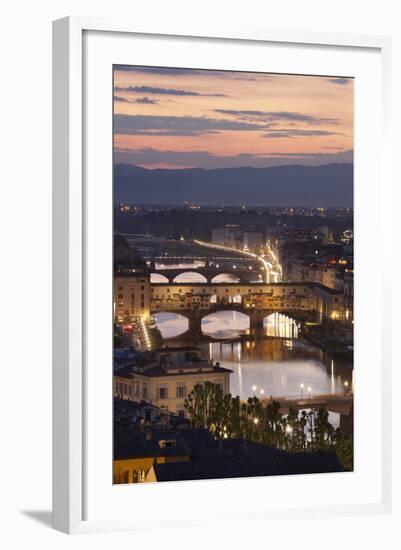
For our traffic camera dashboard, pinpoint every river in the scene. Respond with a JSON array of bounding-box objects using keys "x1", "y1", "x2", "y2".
[
  {"x1": 151, "y1": 270, "x2": 352, "y2": 429},
  {"x1": 153, "y1": 311, "x2": 352, "y2": 401}
]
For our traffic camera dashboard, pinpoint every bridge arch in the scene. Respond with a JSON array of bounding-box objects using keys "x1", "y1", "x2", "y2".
[
  {"x1": 201, "y1": 309, "x2": 250, "y2": 338},
  {"x1": 152, "y1": 311, "x2": 190, "y2": 338},
  {"x1": 211, "y1": 273, "x2": 240, "y2": 284},
  {"x1": 150, "y1": 272, "x2": 169, "y2": 283},
  {"x1": 263, "y1": 311, "x2": 300, "y2": 338},
  {"x1": 173, "y1": 271, "x2": 208, "y2": 284}
]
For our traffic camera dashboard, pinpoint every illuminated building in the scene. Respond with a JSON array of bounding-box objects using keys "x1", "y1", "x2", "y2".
[
  {"x1": 113, "y1": 346, "x2": 232, "y2": 417},
  {"x1": 114, "y1": 269, "x2": 151, "y2": 323}
]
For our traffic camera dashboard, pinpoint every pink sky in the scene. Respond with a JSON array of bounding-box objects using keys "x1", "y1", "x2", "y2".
[{"x1": 113, "y1": 66, "x2": 353, "y2": 169}]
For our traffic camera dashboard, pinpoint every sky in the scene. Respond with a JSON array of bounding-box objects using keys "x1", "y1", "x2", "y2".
[{"x1": 113, "y1": 65, "x2": 353, "y2": 170}]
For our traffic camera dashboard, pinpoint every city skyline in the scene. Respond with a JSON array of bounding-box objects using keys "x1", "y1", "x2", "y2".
[{"x1": 113, "y1": 66, "x2": 353, "y2": 170}]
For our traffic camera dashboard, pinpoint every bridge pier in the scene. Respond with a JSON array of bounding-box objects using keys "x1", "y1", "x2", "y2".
[
  {"x1": 187, "y1": 311, "x2": 202, "y2": 340},
  {"x1": 339, "y1": 404, "x2": 354, "y2": 435},
  {"x1": 249, "y1": 309, "x2": 265, "y2": 331}
]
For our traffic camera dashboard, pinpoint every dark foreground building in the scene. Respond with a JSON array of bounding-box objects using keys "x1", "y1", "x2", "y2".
[
  {"x1": 154, "y1": 434, "x2": 344, "y2": 482},
  {"x1": 114, "y1": 405, "x2": 344, "y2": 483}
]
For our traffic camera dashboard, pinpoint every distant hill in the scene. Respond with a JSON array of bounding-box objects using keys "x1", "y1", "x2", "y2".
[{"x1": 113, "y1": 163, "x2": 353, "y2": 207}]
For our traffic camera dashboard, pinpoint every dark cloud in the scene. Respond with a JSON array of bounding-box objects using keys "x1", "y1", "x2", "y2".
[
  {"x1": 263, "y1": 129, "x2": 341, "y2": 139},
  {"x1": 134, "y1": 97, "x2": 159, "y2": 105},
  {"x1": 114, "y1": 95, "x2": 130, "y2": 103},
  {"x1": 215, "y1": 109, "x2": 339, "y2": 125},
  {"x1": 329, "y1": 78, "x2": 352, "y2": 85},
  {"x1": 114, "y1": 146, "x2": 353, "y2": 169},
  {"x1": 114, "y1": 85, "x2": 227, "y2": 97},
  {"x1": 114, "y1": 95, "x2": 159, "y2": 105},
  {"x1": 114, "y1": 114, "x2": 271, "y2": 136}
]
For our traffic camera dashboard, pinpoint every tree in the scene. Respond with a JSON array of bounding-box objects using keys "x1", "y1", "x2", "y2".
[{"x1": 184, "y1": 383, "x2": 353, "y2": 469}]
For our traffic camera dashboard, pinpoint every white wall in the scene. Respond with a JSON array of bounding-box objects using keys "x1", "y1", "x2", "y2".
[{"x1": 0, "y1": 0, "x2": 399, "y2": 548}]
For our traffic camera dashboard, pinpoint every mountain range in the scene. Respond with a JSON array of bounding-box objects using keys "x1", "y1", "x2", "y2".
[{"x1": 113, "y1": 163, "x2": 353, "y2": 207}]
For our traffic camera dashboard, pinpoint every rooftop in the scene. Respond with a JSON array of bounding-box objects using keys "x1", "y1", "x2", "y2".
[
  {"x1": 114, "y1": 424, "x2": 344, "y2": 479},
  {"x1": 155, "y1": 346, "x2": 201, "y2": 353},
  {"x1": 154, "y1": 440, "x2": 344, "y2": 481},
  {"x1": 114, "y1": 428, "x2": 190, "y2": 460},
  {"x1": 143, "y1": 364, "x2": 232, "y2": 378}
]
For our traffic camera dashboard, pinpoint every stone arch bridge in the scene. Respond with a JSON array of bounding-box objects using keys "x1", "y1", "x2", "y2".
[
  {"x1": 150, "y1": 304, "x2": 317, "y2": 336},
  {"x1": 149, "y1": 281, "x2": 342, "y2": 326},
  {"x1": 149, "y1": 259, "x2": 261, "y2": 284}
]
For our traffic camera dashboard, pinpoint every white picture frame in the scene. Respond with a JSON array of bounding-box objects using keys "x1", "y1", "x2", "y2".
[{"x1": 52, "y1": 16, "x2": 392, "y2": 534}]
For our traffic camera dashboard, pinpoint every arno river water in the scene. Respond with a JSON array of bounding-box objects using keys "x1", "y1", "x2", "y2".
[
  {"x1": 153, "y1": 310, "x2": 353, "y2": 428},
  {"x1": 151, "y1": 270, "x2": 353, "y2": 429},
  {"x1": 153, "y1": 310, "x2": 352, "y2": 401}
]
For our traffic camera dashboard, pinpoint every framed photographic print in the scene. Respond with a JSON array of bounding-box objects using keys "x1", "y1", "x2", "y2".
[{"x1": 52, "y1": 17, "x2": 392, "y2": 534}]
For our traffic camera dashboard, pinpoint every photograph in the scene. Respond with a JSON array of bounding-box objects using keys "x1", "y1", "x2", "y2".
[{"x1": 112, "y1": 65, "x2": 354, "y2": 484}]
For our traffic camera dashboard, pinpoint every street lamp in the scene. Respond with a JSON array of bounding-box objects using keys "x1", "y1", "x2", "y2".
[
  {"x1": 253, "y1": 418, "x2": 259, "y2": 425},
  {"x1": 300, "y1": 383, "x2": 304, "y2": 399},
  {"x1": 260, "y1": 388, "x2": 265, "y2": 401},
  {"x1": 344, "y1": 380, "x2": 349, "y2": 395},
  {"x1": 252, "y1": 385, "x2": 257, "y2": 396},
  {"x1": 286, "y1": 425, "x2": 293, "y2": 435},
  {"x1": 308, "y1": 386, "x2": 312, "y2": 400}
]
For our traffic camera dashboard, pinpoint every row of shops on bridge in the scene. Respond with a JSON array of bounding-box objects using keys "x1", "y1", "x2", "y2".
[{"x1": 114, "y1": 269, "x2": 347, "y2": 326}]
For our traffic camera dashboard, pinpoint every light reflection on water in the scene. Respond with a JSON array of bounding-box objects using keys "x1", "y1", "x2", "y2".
[
  {"x1": 202, "y1": 310, "x2": 249, "y2": 339},
  {"x1": 153, "y1": 312, "x2": 189, "y2": 338},
  {"x1": 153, "y1": 312, "x2": 352, "y2": 406},
  {"x1": 154, "y1": 310, "x2": 299, "y2": 341},
  {"x1": 206, "y1": 339, "x2": 345, "y2": 400}
]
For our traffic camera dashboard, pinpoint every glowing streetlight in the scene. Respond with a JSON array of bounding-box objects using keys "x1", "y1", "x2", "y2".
[
  {"x1": 300, "y1": 383, "x2": 304, "y2": 398},
  {"x1": 252, "y1": 385, "x2": 257, "y2": 396},
  {"x1": 260, "y1": 389, "x2": 265, "y2": 400},
  {"x1": 344, "y1": 380, "x2": 349, "y2": 395},
  {"x1": 253, "y1": 418, "x2": 259, "y2": 425},
  {"x1": 308, "y1": 386, "x2": 312, "y2": 400},
  {"x1": 285, "y1": 425, "x2": 293, "y2": 434}
]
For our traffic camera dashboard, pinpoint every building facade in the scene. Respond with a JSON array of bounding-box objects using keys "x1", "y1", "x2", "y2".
[
  {"x1": 114, "y1": 347, "x2": 232, "y2": 416},
  {"x1": 289, "y1": 262, "x2": 337, "y2": 289},
  {"x1": 212, "y1": 225, "x2": 243, "y2": 249},
  {"x1": 114, "y1": 269, "x2": 151, "y2": 323}
]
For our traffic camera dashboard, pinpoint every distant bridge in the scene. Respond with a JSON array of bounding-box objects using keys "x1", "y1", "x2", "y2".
[
  {"x1": 150, "y1": 266, "x2": 260, "y2": 284},
  {"x1": 259, "y1": 394, "x2": 353, "y2": 416},
  {"x1": 259, "y1": 394, "x2": 354, "y2": 435},
  {"x1": 149, "y1": 258, "x2": 262, "y2": 284}
]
